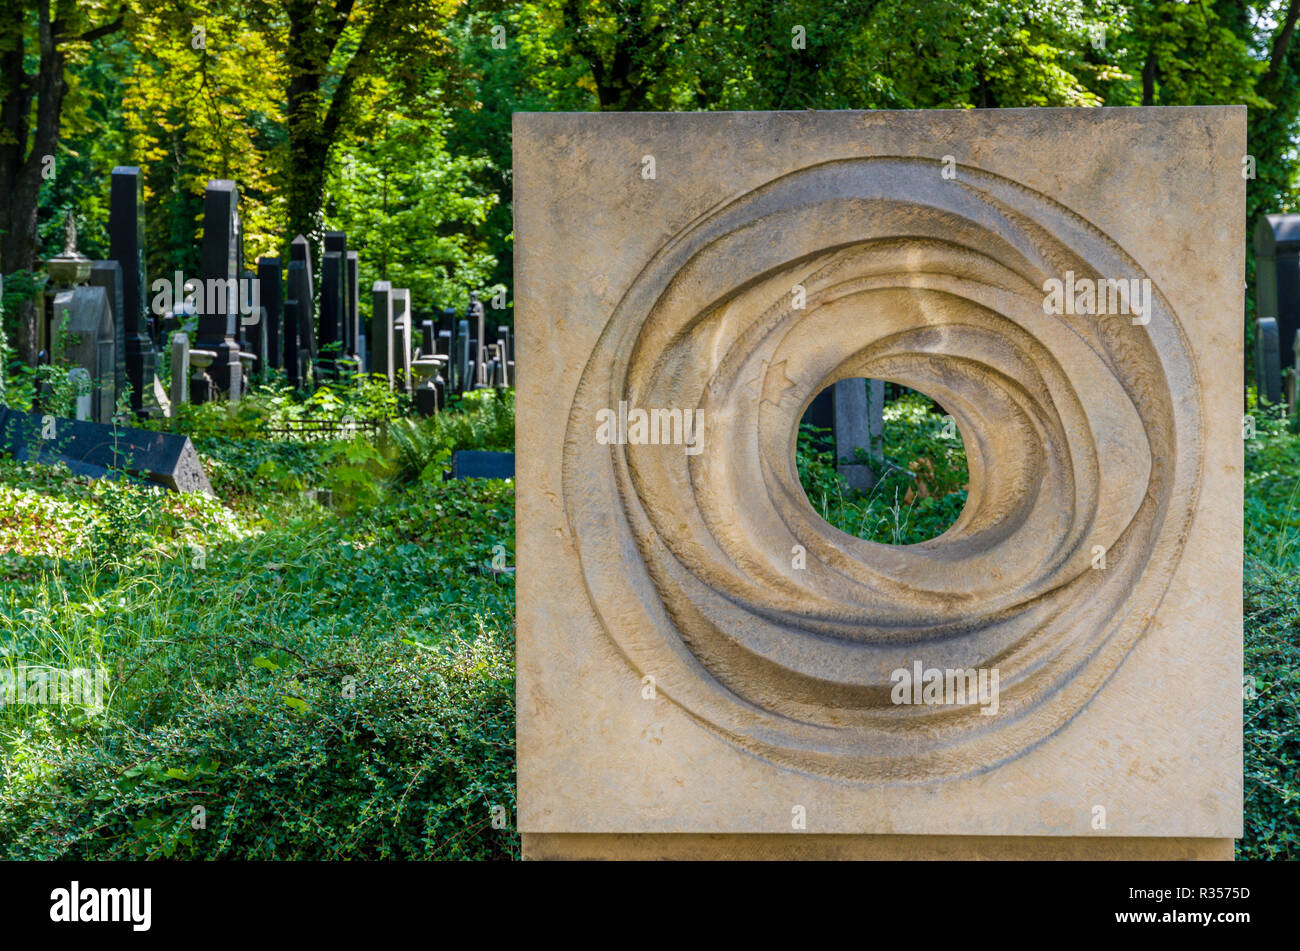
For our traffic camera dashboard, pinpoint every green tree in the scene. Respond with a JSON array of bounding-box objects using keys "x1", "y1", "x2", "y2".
[{"x1": 0, "y1": 0, "x2": 126, "y2": 362}]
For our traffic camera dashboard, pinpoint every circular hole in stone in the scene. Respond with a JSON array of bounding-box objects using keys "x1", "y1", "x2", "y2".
[{"x1": 795, "y1": 379, "x2": 970, "y2": 545}]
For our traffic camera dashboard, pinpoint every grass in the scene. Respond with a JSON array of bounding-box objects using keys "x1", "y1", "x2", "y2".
[{"x1": 0, "y1": 382, "x2": 518, "y2": 859}]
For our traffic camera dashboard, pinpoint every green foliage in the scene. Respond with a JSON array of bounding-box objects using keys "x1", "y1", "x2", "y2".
[
  {"x1": 326, "y1": 107, "x2": 500, "y2": 316},
  {"x1": 1240, "y1": 389, "x2": 1300, "y2": 860},
  {"x1": 0, "y1": 396, "x2": 518, "y2": 859},
  {"x1": 1242, "y1": 556, "x2": 1300, "y2": 861},
  {"x1": 797, "y1": 389, "x2": 969, "y2": 546}
]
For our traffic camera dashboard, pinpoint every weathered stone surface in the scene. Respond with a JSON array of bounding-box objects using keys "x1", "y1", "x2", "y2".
[
  {"x1": 514, "y1": 108, "x2": 1244, "y2": 857},
  {"x1": 49, "y1": 286, "x2": 116, "y2": 423},
  {"x1": 88, "y1": 260, "x2": 127, "y2": 416}
]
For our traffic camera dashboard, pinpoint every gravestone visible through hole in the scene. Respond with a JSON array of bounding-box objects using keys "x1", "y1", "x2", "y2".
[{"x1": 797, "y1": 384, "x2": 968, "y2": 546}]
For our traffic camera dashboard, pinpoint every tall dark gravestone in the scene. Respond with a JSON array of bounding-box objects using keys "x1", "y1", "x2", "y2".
[
  {"x1": 196, "y1": 180, "x2": 243, "y2": 399},
  {"x1": 320, "y1": 250, "x2": 343, "y2": 378},
  {"x1": 324, "y1": 232, "x2": 348, "y2": 361},
  {"x1": 257, "y1": 257, "x2": 283, "y2": 369},
  {"x1": 109, "y1": 167, "x2": 155, "y2": 415},
  {"x1": 285, "y1": 260, "x2": 306, "y2": 388},
  {"x1": 372, "y1": 280, "x2": 394, "y2": 386},
  {"x1": 346, "y1": 251, "x2": 360, "y2": 360},
  {"x1": 1255, "y1": 213, "x2": 1300, "y2": 380},
  {"x1": 283, "y1": 297, "x2": 302, "y2": 388},
  {"x1": 289, "y1": 235, "x2": 317, "y2": 365}
]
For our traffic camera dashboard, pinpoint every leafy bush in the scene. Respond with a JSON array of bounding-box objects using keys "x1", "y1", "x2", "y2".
[
  {"x1": 1242, "y1": 556, "x2": 1300, "y2": 860},
  {"x1": 797, "y1": 389, "x2": 969, "y2": 545},
  {"x1": 0, "y1": 475, "x2": 517, "y2": 859},
  {"x1": 0, "y1": 634, "x2": 515, "y2": 860}
]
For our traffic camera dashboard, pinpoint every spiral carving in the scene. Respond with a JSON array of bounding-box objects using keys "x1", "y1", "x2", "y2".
[{"x1": 561, "y1": 157, "x2": 1201, "y2": 783}]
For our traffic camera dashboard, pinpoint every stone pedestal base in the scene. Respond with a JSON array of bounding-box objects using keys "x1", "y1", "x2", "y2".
[{"x1": 523, "y1": 833, "x2": 1235, "y2": 861}]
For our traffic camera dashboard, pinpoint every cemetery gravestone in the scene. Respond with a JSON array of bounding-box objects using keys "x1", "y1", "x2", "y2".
[
  {"x1": 449, "y1": 450, "x2": 514, "y2": 480},
  {"x1": 393, "y1": 289, "x2": 413, "y2": 394},
  {"x1": 320, "y1": 250, "x2": 343, "y2": 378},
  {"x1": 1290, "y1": 330, "x2": 1300, "y2": 415},
  {"x1": 0, "y1": 406, "x2": 213, "y2": 495},
  {"x1": 468, "y1": 292, "x2": 486, "y2": 388},
  {"x1": 289, "y1": 235, "x2": 317, "y2": 364},
  {"x1": 170, "y1": 333, "x2": 190, "y2": 409},
  {"x1": 833, "y1": 378, "x2": 885, "y2": 492},
  {"x1": 283, "y1": 293, "x2": 303, "y2": 388},
  {"x1": 88, "y1": 261, "x2": 127, "y2": 416},
  {"x1": 346, "y1": 251, "x2": 360, "y2": 362},
  {"x1": 1254, "y1": 213, "x2": 1300, "y2": 382},
  {"x1": 371, "y1": 281, "x2": 394, "y2": 387},
  {"x1": 109, "y1": 166, "x2": 155, "y2": 416},
  {"x1": 497, "y1": 325, "x2": 512, "y2": 387},
  {"x1": 515, "y1": 108, "x2": 1244, "y2": 861},
  {"x1": 68, "y1": 368, "x2": 92, "y2": 421},
  {"x1": 1255, "y1": 316, "x2": 1282, "y2": 404},
  {"x1": 258, "y1": 257, "x2": 283, "y2": 370},
  {"x1": 195, "y1": 180, "x2": 243, "y2": 399},
  {"x1": 48, "y1": 285, "x2": 116, "y2": 423},
  {"x1": 456, "y1": 319, "x2": 471, "y2": 395}
]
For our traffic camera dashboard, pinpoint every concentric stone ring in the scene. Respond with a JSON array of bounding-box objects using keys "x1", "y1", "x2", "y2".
[{"x1": 562, "y1": 156, "x2": 1201, "y2": 783}]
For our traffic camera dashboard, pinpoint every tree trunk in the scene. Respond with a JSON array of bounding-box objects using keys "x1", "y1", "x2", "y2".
[
  {"x1": 0, "y1": 1, "x2": 66, "y2": 363},
  {"x1": 0, "y1": 1, "x2": 121, "y2": 364}
]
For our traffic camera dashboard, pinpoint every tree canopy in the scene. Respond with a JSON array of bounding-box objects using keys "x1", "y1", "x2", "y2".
[{"x1": 2, "y1": 0, "x2": 1299, "y2": 356}]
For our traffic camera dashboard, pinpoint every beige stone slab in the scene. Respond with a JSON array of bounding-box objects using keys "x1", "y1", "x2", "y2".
[
  {"x1": 515, "y1": 108, "x2": 1244, "y2": 847},
  {"x1": 523, "y1": 834, "x2": 1235, "y2": 861}
]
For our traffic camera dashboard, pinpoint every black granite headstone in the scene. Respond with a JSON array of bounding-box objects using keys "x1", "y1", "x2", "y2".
[
  {"x1": 1255, "y1": 214, "x2": 1300, "y2": 377},
  {"x1": 257, "y1": 257, "x2": 283, "y2": 370},
  {"x1": 346, "y1": 251, "x2": 360, "y2": 360},
  {"x1": 372, "y1": 281, "x2": 393, "y2": 385},
  {"x1": 0, "y1": 406, "x2": 213, "y2": 494},
  {"x1": 196, "y1": 180, "x2": 243, "y2": 398},
  {"x1": 109, "y1": 167, "x2": 155, "y2": 415},
  {"x1": 284, "y1": 294, "x2": 302, "y2": 388},
  {"x1": 449, "y1": 450, "x2": 514, "y2": 480},
  {"x1": 289, "y1": 235, "x2": 317, "y2": 361}
]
